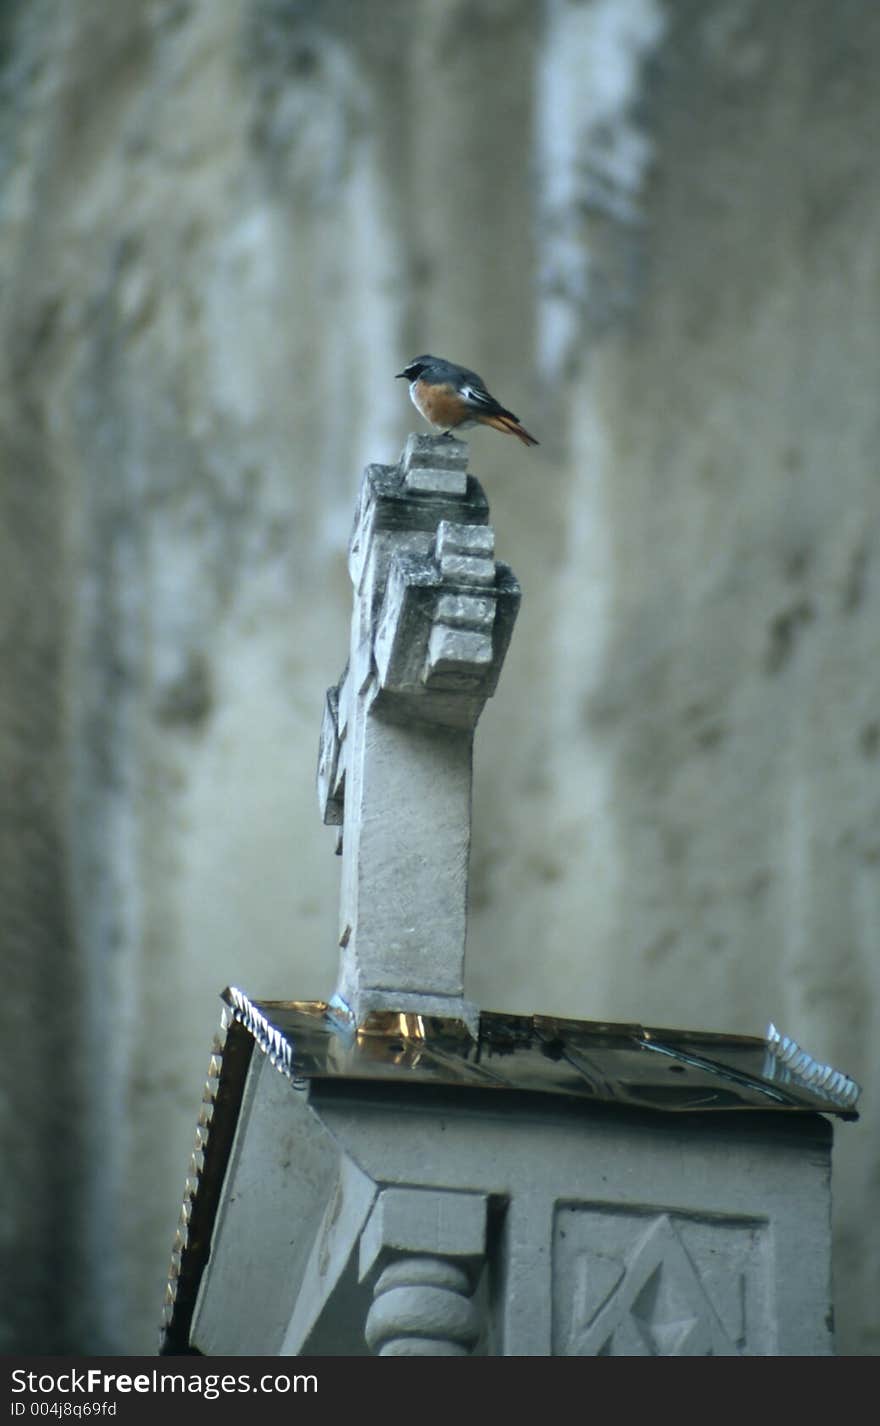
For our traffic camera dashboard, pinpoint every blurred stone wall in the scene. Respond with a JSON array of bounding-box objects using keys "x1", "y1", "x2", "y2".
[{"x1": 1, "y1": 0, "x2": 877, "y2": 1354}]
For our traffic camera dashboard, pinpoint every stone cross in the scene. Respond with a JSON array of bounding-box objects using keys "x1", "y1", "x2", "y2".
[{"x1": 317, "y1": 434, "x2": 520, "y2": 1032}]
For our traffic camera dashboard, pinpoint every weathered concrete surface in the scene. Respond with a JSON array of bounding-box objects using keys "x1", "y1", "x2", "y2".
[{"x1": 0, "y1": 0, "x2": 877, "y2": 1352}]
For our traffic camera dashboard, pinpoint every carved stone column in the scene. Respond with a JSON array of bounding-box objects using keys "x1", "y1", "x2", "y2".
[
  {"x1": 359, "y1": 1187, "x2": 487, "y2": 1356},
  {"x1": 317, "y1": 434, "x2": 519, "y2": 1030},
  {"x1": 365, "y1": 1261, "x2": 479, "y2": 1357}
]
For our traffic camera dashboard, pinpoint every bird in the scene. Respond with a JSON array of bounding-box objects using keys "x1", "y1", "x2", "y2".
[{"x1": 396, "y1": 355, "x2": 539, "y2": 447}]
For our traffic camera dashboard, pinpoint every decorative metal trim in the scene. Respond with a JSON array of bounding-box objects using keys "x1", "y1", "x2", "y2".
[
  {"x1": 223, "y1": 984, "x2": 300, "y2": 1084},
  {"x1": 159, "y1": 1009, "x2": 255, "y2": 1354},
  {"x1": 764, "y1": 1023, "x2": 860, "y2": 1111}
]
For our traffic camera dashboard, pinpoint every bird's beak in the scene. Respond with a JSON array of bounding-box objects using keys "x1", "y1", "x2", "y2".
[{"x1": 395, "y1": 371, "x2": 408, "y2": 379}]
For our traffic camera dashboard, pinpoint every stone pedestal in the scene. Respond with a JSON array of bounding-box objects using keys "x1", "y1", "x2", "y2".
[
  {"x1": 161, "y1": 995, "x2": 857, "y2": 1357},
  {"x1": 176, "y1": 1040, "x2": 834, "y2": 1357}
]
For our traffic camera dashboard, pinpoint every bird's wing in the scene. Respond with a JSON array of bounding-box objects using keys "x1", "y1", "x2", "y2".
[{"x1": 458, "y1": 379, "x2": 518, "y2": 421}]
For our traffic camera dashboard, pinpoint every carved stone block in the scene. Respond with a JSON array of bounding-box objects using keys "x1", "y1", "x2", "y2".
[
  {"x1": 553, "y1": 1206, "x2": 770, "y2": 1355},
  {"x1": 402, "y1": 433, "x2": 469, "y2": 495},
  {"x1": 185, "y1": 1057, "x2": 834, "y2": 1357}
]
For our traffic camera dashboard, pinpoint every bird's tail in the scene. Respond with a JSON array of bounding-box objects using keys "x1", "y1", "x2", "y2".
[{"x1": 478, "y1": 413, "x2": 540, "y2": 447}]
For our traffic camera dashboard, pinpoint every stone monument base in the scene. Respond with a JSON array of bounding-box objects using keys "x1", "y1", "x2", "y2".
[{"x1": 161, "y1": 992, "x2": 855, "y2": 1357}]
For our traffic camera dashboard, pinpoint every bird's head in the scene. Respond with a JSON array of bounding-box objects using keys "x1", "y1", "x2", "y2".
[{"x1": 395, "y1": 356, "x2": 435, "y2": 381}]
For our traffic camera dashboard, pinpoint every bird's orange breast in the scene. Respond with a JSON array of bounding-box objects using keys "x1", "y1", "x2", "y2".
[{"x1": 412, "y1": 379, "x2": 469, "y2": 428}]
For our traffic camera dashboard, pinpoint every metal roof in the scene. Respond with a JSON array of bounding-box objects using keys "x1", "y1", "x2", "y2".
[{"x1": 223, "y1": 986, "x2": 861, "y2": 1116}]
